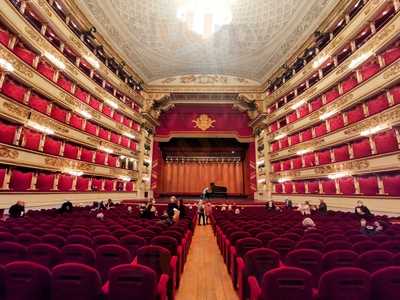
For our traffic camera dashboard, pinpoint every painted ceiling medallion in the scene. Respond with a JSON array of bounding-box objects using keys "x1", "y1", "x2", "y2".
[{"x1": 192, "y1": 114, "x2": 216, "y2": 131}]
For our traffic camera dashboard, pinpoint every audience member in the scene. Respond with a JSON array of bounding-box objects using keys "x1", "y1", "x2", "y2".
[
  {"x1": 318, "y1": 199, "x2": 327, "y2": 213},
  {"x1": 355, "y1": 200, "x2": 372, "y2": 218},
  {"x1": 127, "y1": 206, "x2": 133, "y2": 214},
  {"x1": 59, "y1": 200, "x2": 73, "y2": 213},
  {"x1": 284, "y1": 198, "x2": 293, "y2": 209},
  {"x1": 8, "y1": 201, "x2": 25, "y2": 218},
  {"x1": 299, "y1": 201, "x2": 312, "y2": 216},
  {"x1": 234, "y1": 208, "x2": 240, "y2": 215},
  {"x1": 201, "y1": 186, "x2": 209, "y2": 199},
  {"x1": 221, "y1": 203, "x2": 227, "y2": 212},
  {"x1": 302, "y1": 217, "x2": 316, "y2": 232},
  {"x1": 197, "y1": 200, "x2": 206, "y2": 225},
  {"x1": 178, "y1": 199, "x2": 186, "y2": 218},
  {"x1": 105, "y1": 198, "x2": 115, "y2": 209},
  {"x1": 265, "y1": 200, "x2": 276, "y2": 211},
  {"x1": 205, "y1": 202, "x2": 212, "y2": 224},
  {"x1": 227, "y1": 203, "x2": 233, "y2": 212},
  {"x1": 167, "y1": 196, "x2": 179, "y2": 219}
]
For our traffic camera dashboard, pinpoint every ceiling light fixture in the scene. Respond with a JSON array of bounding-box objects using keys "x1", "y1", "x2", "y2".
[{"x1": 0, "y1": 58, "x2": 14, "y2": 72}]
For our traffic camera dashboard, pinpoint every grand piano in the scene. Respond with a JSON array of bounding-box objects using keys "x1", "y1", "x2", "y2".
[{"x1": 206, "y1": 182, "x2": 227, "y2": 199}]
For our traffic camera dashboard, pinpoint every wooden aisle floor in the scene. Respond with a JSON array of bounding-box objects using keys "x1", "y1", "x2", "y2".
[{"x1": 176, "y1": 225, "x2": 239, "y2": 300}]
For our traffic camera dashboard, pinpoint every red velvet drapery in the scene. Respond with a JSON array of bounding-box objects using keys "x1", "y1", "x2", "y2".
[{"x1": 159, "y1": 161, "x2": 244, "y2": 194}]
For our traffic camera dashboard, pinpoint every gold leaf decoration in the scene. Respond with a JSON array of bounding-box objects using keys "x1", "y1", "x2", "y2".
[
  {"x1": 44, "y1": 157, "x2": 95, "y2": 172},
  {"x1": 0, "y1": 145, "x2": 19, "y2": 159},
  {"x1": 192, "y1": 114, "x2": 216, "y2": 131},
  {"x1": 2, "y1": 102, "x2": 30, "y2": 119}
]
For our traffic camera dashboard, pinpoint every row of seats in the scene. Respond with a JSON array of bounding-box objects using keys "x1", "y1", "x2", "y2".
[
  {"x1": 212, "y1": 208, "x2": 400, "y2": 300},
  {"x1": 0, "y1": 204, "x2": 196, "y2": 299}
]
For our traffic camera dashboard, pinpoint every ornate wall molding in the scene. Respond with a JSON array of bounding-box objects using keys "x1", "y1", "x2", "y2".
[{"x1": 0, "y1": 145, "x2": 19, "y2": 159}]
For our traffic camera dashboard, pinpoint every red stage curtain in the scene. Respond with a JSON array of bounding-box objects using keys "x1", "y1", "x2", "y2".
[{"x1": 160, "y1": 161, "x2": 244, "y2": 194}]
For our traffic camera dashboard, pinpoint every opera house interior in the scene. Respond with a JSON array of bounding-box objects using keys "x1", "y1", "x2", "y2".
[{"x1": 0, "y1": 0, "x2": 400, "y2": 299}]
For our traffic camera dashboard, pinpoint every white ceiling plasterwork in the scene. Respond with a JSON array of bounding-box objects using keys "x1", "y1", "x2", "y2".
[{"x1": 76, "y1": 0, "x2": 339, "y2": 86}]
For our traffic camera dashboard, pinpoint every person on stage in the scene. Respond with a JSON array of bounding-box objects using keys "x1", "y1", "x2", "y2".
[{"x1": 202, "y1": 186, "x2": 209, "y2": 199}]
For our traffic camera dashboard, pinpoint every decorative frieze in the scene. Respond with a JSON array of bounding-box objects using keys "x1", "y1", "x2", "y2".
[
  {"x1": 44, "y1": 157, "x2": 95, "y2": 172},
  {"x1": 0, "y1": 145, "x2": 19, "y2": 159}
]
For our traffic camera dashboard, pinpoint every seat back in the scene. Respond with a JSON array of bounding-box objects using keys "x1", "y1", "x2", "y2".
[
  {"x1": 66, "y1": 235, "x2": 93, "y2": 248},
  {"x1": 41, "y1": 234, "x2": 66, "y2": 248},
  {"x1": 17, "y1": 233, "x2": 41, "y2": 246},
  {"x1": 61, "y1": 244, "x2": 96, "y2": 266},
  {"x1": 295, "y1": 239, "x2": 325, "y2": 252},
  {"x1": 357, "y1": 249, "x2": 393, "y2": 273},
  {"x1": 268, "y1": 238, "x2": 295, "y2": 258},
  {"x1": 371, "y1": 266, "x2": 400, "y2": 300},
  {"x1": 260, "y1": 267, "x2": 312, "y2": 300},
  {"x1": 5, "y1": 261, "x2": 51, "y2": 300},
  {"x1": 380, "y1": 240, "x2": 400, "y2": 253},
  {"x1": 322, "y1": 250, "x2": 358, "y2": 272},
  {"x1": 255, "y1": 232, "x2": 277, "y2": 247},
  {"x1": 51, "y1": 263, "x2": 101, "y2": 300},
  {"x1": 235, "y1": 238, "x2": 262, "y2": 258},
  {"x1": 96, "y1": 244, "x2": 131, "y2": 281},
  {"x1": 136, "y1": 245, "x2": 171, "y2": 279},
  {"x1": 151, "y1": 236, "x2": 178, "y2": 256},
  {"x1": 352, "y1": 240, "x2": 379, "y2": 254},
  {"x1": 0, "y1": 241, "x2": 27, "y2": 265},
  {"x1": 120, "y1": 234, "x2": 147, "y2": 258},
  {"x1": 109, "y1": 264, "x2": 157, "y2": 300},
  {"x1": 244, "y1": 248, "x2": 280, "y2": 283},
  {"x1": 93, "y1": 235, "x2": 119, "y2": 248},
  {"x1": 28, "y1": 243, "x2": 61, "y2": 268},
  {"x1": 286, "y1": 249, "x2": 322, "y2": 285},
  {"x1": 318, "y1": 267, "x2": 371, "y2": 300}
]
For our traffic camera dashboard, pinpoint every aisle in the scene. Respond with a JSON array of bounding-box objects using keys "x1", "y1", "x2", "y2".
[{"x1": 176, "y1": 225, "x2": 239, "y2": 300}]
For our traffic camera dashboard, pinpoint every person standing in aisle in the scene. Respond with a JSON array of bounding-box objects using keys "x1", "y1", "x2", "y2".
[
  {"x1": 197, "y1": 200, "x2": 206, "y2": 225},
  {"x1": 205, "y1": 201, "x2": 213, "y2": 224}
]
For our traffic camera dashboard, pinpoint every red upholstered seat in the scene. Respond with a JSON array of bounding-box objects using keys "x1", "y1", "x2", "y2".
[
  {"x1": 322, "y1": 179, "x2": 336, "y2": 194},
  {"x1": 89, "y1": 97, "x2": 101, "y2": 110},
  {"x1": 280, "y1": 137, "x2": 289, "y2": 149},
  {"x1": 121, "y1": 136, "x2": 130, "y2": 148},
  {"x1": 382, "y1": 174, "x2": 400, "y2": 196},
  {"x1": 315, "y1": 122, "x2": 327, "y2": 137},
  {"x1": 301, "y1": 129, "x2": 313, "y2": 142},
  {"x1": 2, "y1": 78, "x2": 26, "y2": 102},
  {"x1": 0, "y1": 168, "x2": 6, "y2": 188},
  {"x1": 328, "y1": 114, "x2": 344, "y2": 132},
  {"x1": 307, "y1": 181, "x2": 319, "y2": 194},
  {"x1": 37, "y1": 61, "x2": 55, "y2": 80},
  {"x1": 22, "y1": 129, "x2": 41, "y2": 151},
  {"x1": 333, "y1": 145, "x2": 350, "y2": 162},
  {"x1": 104, "y1": 179, "x2": 114, "y2": 192},
  {"x1": 287, "y1": 111, "x2": 297, "y2": 123},
  {"x1": 310, "y1": 97, "x2": 323, "y2": 111},
  {"x1": 373, "y1": 129, "x2": 398, "y2": 154},
  {"x1": 99, "y1": 128, "x2": 110, "y2": 140},
  {"x1": 85, "y1": 121, "x2": 98, "y2": 135},
  {"x1": 29, "y1": 93, "x2": 49, "y2": 114},
  {"x1": 108, "y1": 155, "x2": 118, "y2": 168},
  {"x1": 359, "y1": 59, "x2": 380, "y2": 81},
  {"x1": 272, "y1": 162, "x2": 281, "y2": 172},
  {"x1": 0, "y1": 121, "x2": 17, "y2": 144},
  {"x1": 75, "y1": 87, "x2": 89, "y2": 103},
  {"x1": 339, "y1": 177, "x2": 356, "y2": 195},
  {"x1": 298, "y1": 104, "x2": 309, "y2": 118},
  {"x1": 102, "y1": 105, "x2": 113, "y2": 117},
  {"x1": 303, "y1": 153, "x2": 316, "y2": 167},
  {"x1": 317, "y1": 150, "x2": 331, "y2": 165},
  {"x1": 81, "y1": 148, "x2": 94, "y2": 163},
  {"x1": 382, "y1": 45, "x2": 400, "y2": 65},
  {"x1": 295, "y1": 181, "x2": 305, "y2": 194},
  {"x1": 125, "y1": 181, "x2": 135, "y2": 192},
  {"x1": 290, "y1": 134, "x2": 300, "y2": 145},
  {"x1": 95, "y1": 151, "x2": 106, "y2": 165},
  {"x1": 358, "y1": 176, "x2": 379, "y2": 195},
  {"x1": 352, "y1": 138, "x2": 372, "y2": 159},
  {"x1": 274, "y1": 183, "x2": 283, "y2": 193},
  {"x1": 58, "y1": 174, "x2": 74, "y2": 192},
  {"x1": 367, "y1": 94, "x2": 389, "y2": 115},
  {"x1": 325, "y1": 88, "x2": 340, "y2": 103},
  {"x1": 36, "y1": 172, "x2": 55, "y2": 191},
  {"x1": 9, "y1": 170, "x2": 33, "y2": 191},
  {"x1": 0, "y1": 28, "x2": 10, "y2": 46},
  {"x1": 347, "y1": 105, "x2": 364, "y2": 124},
  {"x1": 111, "y1": 132, "x2": 121, "y2": 144},
  {"x1": 76, "y1": 177, "x2": 89, "y2": 192},
  {"x1": 63, "y1": 143, "x2": 79, "y2": 159},
  {"x1": 69, "y1": 114, "x2": 84, "y2": 130},
  {"x1": 391, "y1": 86, "x2": 400, "y2": 104},
  {"x1": 284, "y1": 182, "x2": 293, "y2": 193},
  {"x1": 50, "y1": 105, "x2": 68, "y2": 123},
  {"x1": 57, "y1": 74, "x2": 73, "y2": 92},
  {"x1": 342, "y1": 74, "x2": 359, "y2": 94},
  {"x1": 43, "y1": 136, "x2": 61, "y2": 156},
  {"x1": 282, "y1": 160, "x2": 291, "y2": 171},
  {"x1": 292, "y1": 157, "x2": 302, "y2": 169},
  {"x1": 13, "y1": 44, "x2": 36, "y2": 65}
]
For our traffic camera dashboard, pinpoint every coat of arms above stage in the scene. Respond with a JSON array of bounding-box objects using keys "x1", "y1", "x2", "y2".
[{"x1": 192, "y1": 114, "x2": 216, "y2": 131}]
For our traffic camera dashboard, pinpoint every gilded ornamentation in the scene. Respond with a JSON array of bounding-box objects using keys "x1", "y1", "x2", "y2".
[
  {"x1": 315, "y1": 160, "x2": 370, "y2": 175},
  {"x1": 30, "y1": 113, "x2": 69, "y2": 133},
  {"x1": 383, "y1": 61, "x2": 400, "y2": 80},
  {"x1": 344, "y1": 106, "x2": 400, "y2": 135},
  {"x1": 0, "y1": 48, "x2": 33, "y2": 78},
  {"x1": 192, "y1": 114, "x2": 216, "y2": 131},
  {"x1": 37, "y1": 0, "x2": 53, "y2": 17},
  {"x1": 45, "y1": 157, "x2": 95, "y2": 172},
  {"x1": 2, "y1": 102, "x2": 30, "y2": 119},
  {"x1": 24, "y1": 27, "x2": 47, "y2": 46},
  {"x1": 0, "y1": 145, "x2": 19, "y2": 159},
  {"x1": 287, "y1": 139, "x2": 325, "y2": 154}
]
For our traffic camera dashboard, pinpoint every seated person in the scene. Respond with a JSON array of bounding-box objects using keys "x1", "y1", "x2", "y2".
[
  {"x1": 299, "y1": 201, "x2": 312, "y2": 216},
  {"x1": 302, "y1": 217, "x2": 316, "y2": 232},
  {"x1": 318, "y1": 199, "x2": 327, "y2": 213},
  {"x1": 8, "y1": 201, "x2": 25, "y2": 218},
  {"x1": 202, "y1": 186, "x2": 209, "y2": 199},
  {"x1": 105, "y1": 198, "x2": 115, "y2": 209},
  {"x1": 265, "y1": 200, "x2": 276, "y2": 211},
  {"x1": 284, "y1": 198, "x2": 293, "y2": 209},
  {"x1": 355, "y1": 200, "x2": 372, "y2": 218},
  {"x1": 59, "y1": 200, "x2": 73, "y2": 213}
]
